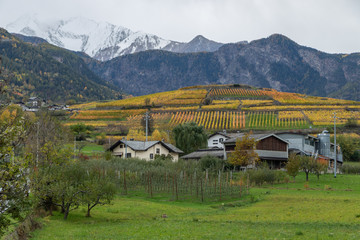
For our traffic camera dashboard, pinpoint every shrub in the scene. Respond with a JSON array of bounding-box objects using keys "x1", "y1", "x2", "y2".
[
  {"x1": 199, "y1": 155, "x2": 223, "y2": 171},
  {"x1": 340, "y1": 163, "x2": 360, "y2": 174},
  {"x1": 248, "y1": 167, "x2": 277, "y2": 186}
]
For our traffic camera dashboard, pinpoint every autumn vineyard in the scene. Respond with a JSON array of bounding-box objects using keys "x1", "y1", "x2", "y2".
[{"x1": 67, "y1": 85, "x2": 360, "y2": 141}]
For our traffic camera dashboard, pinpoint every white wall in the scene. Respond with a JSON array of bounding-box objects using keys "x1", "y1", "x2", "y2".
[
  {"x1": 208, "y1": 134, "x2": 227, "y2": 148},
  {"x1": 112, "y1": 143, "x2": 179, "y2": 161}
]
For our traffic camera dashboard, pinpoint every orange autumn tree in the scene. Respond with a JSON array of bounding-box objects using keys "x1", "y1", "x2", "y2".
[{"x1": 228, "y1": 132, "x2": 259, "y2": 169}]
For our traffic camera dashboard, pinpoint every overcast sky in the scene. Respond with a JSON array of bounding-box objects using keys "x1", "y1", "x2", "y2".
[{"x1": 0, "y1": 0, "x2": 359, "y2": 53}]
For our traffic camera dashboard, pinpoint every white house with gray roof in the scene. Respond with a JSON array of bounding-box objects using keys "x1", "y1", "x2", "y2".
[{"x1": 109, "y1": 140, "x2": 183, "y2": 161}]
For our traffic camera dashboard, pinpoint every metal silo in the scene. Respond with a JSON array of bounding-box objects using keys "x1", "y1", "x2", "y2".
[{"x1": 317, "y1": 130, "x2": 331, "y2": 157}]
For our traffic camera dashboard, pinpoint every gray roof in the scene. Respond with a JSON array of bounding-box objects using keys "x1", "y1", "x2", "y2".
[
  {"x1": 208, "y1": 131, "x2": 244, "y2": 139},
  {"x1": 161, "y1": 142, "x2": 184, "y2": 154},
  {"x1": 181, "y1": 148, "x2": 224, "y2": 160},
  {"x1": 109, "y1": 140, "x2": 183, "y2": 153},
  {"x1": 223, "y1": 133, "x2": 288, "y2": 144}
]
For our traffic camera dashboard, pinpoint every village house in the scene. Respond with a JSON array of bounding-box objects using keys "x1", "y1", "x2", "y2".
[{"x1": 109, "y1": 140, "x2": 183, "y2": 161}]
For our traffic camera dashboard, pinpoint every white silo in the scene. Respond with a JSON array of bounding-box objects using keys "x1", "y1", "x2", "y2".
[{"x1": 317, "y1": 130, "x2": 331, "y2": 157}]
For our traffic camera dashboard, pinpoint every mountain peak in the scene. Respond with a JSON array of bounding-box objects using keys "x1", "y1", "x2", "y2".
[
  {"x1": 266, "y1": 33, "x2": 297, "y2": 45},
  {"x1": 192, "y1": 35, "x2": 207, "y2": 41},
  {"x1": 5, "y1": 16, "x2": 226, "y2": 61}
]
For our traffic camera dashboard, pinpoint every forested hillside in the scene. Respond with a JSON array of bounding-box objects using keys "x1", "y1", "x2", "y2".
[{"x1": 0, "y1": 28, "x2": 122, "y2": 103}]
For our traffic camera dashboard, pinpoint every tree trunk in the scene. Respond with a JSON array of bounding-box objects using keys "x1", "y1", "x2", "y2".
[
  {"x1": 305, "y1": 171, "x2": 309, "y2": 182},
  {"x1": 86, "y1": 204, "x2": 91, "y2": 218},
  {"x1": 63, "y1": 204, "x2": 70, "y2": 220},
  {"x1": 60, "y1": 200, "x2": 65, "y2": 214},
  {"x1": 49, "y1": 205, "x2": 53, "y2": 216}
]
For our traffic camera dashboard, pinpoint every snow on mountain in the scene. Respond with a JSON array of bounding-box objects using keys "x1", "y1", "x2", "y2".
[{"x1": 6, "y1": 15, "x2": 223, "y2": 61}]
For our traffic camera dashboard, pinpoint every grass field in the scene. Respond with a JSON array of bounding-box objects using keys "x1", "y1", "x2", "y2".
[
  {"x1": 80, "y1": 143, "x2": 105, "y2": 156},
  {"x1": 30, "y1": 173, "x2": 360, "y2": 239}
]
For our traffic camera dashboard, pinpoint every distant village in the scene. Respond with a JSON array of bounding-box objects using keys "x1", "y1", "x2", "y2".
[{"x1": 16, "y1": 96, "x2": 71, "y2": 112}]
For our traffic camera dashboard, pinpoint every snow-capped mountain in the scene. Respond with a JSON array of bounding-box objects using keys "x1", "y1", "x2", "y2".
[{"x1": 6, "y1": 15, "x2": 224, "y2": 61}]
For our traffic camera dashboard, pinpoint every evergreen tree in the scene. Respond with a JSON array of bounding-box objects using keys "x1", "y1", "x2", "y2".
[{"x1": 172, "y1": 122, "x2": 207, "y2": 154}]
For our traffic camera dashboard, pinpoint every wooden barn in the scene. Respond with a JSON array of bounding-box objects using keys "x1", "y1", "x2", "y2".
[{"x1": 223, "y1": 133, "x2": 289, "y2": 169}]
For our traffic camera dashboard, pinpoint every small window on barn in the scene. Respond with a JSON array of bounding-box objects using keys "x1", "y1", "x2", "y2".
[
  {"x1": 219, "y1": 138, "x2": 224, "y2": 143},
  {"x1": 119, "y1": 144, "x2": 124, "y2": 148},
  {"x1": 156, "y1": 148, "x2": 160, "y2": 154},
  {"x1": 126, "y1": 153, "x2": 131, "y2": 158},
  {"x1": 150, "y1": 153, "x2": 154, "y2": 159},
  {"x1": 213, "y1": 139, "x2": 218, "y2": 144}
]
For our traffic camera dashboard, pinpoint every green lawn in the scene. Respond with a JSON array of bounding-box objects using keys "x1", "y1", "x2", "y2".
[
  {"x1": 80, "y1": 143, "x2": 105, "y2": 156},
  {"x1": 30, "y1": 173, "x2": 360, "y2": 239}
]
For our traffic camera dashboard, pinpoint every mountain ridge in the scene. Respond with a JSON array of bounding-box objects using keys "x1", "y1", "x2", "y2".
[
  {"x1": 6, "y1": 15, "x2": 224, "y2": 61},
  {"x1": 85, "y1": 33, "x2": 360, "y2": 101}
]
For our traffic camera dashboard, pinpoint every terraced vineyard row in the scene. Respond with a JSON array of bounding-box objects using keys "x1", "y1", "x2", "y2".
[
  {"x1": 169, "y1": 111, "x2": 246, "y2": 129},
  {"x1": 66, "y1": 85, "x2": 360, "y2": 141},
  {"x1": 247, "y1": 111, "x2": 309, "y2": 129},
  {"x1": 208, "y1": 88, "x2": 266, "y2": 98}
]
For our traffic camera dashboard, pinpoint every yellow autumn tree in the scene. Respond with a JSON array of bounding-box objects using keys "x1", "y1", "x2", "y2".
[
  {"x1": 228, "y1": 132, "x2": 259, "y2": 168},
  {"x1": 151, "y1": 129, "x2": 162, "y2": 141}
]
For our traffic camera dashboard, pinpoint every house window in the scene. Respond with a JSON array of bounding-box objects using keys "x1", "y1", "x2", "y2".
[
  {"x1": 156, "y1": 148, "x2": 160, "y2": 154},
  {"x1": 213, "y1": 139, "x2": 218, "y2": 145},
  {"x1": 219, "y1": 138, "x2": 224, "y2": 143},
  {"x1": 119, "y1": 144, "x2": 124, "y2": 148},
  {"x1": 126, "y1": 153, "x2": 131, "y2": 158},
  {"x1": 150, "y1": 153, "x2": 154, "y2": 159}
]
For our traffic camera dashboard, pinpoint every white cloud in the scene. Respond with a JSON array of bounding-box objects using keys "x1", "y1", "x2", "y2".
[{"x1": 0, "y1": 0, "x2": 359, "y2": 53}]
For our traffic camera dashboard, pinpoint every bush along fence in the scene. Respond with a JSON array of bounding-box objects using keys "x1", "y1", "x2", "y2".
[{"x1": 113, "y1": 168, "x2": 250, "y2": 202}]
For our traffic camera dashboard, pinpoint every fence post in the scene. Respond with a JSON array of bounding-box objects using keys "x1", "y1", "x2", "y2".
[
  {"x1": 201, "y1": 177, "x2": 204, "y2": 202},
  {"x1": 172, "y1": 174, "x2": 175, "y2": 200},
  {"x1": 190, "y1": 173, "x2": 193, "y2": 195},
  {"x1": 219, "y1": 170, "x2": 222, "y2": 201},
  {"x1": 195, "y1": 171, "x2": 198, "y2": 198},
  {"x1": 246, "y1": 174, "x2": 249, "y2": 195},
  {"x1": 239, "y1": 180, "x2": 242, "y2": 198},
  {"x1": 150, "y1": 173, "x2": 153, "y2": 198},
  {"x1": 175, "y1": 174, "x2": 178, "y2": 201},
  {"x1": 123, "y1": 169, "x2": 127, "y2": 195}
]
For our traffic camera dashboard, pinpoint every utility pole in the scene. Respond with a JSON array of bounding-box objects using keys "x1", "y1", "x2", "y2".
[
  {"x1": 124, "y1": 137, "x2": 127, "y2": 159},
  {"x1": 144, "y1": 111, "x2": 150, "y2": 142},
  {"x1": 333, "y1": 112, "x2": 337, "y2": 178}
]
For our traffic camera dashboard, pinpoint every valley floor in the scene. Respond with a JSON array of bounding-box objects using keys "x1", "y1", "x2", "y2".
[{"x1": 30, "y1": 173, "x2": 360, "y2": 240}]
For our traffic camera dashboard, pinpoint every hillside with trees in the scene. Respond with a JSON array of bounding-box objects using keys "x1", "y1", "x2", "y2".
[{"x1": 0, "y1": 28, "x2": 122, "y2": 103}]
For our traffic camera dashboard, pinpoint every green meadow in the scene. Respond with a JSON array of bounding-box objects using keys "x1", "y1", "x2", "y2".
[{"x1": 30, "y1": 172, "x2": 360, "y2": 240}]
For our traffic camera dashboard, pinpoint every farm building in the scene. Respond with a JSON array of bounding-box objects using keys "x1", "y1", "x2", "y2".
[
  {"x1": 206, "y1": 130, "x2": 343, "y2": 169},
  {"x1": 109, "y1": 140, "x2": 183, "y2": 161},
  {"x1": 223, "y1": 133, "x2": 289, "y2": 169},
  {"x1": 181, "y1": 147, "x2": 225, "y2": 160},
  {"x1": 276, "y1": 131, "x2": 343, "y2": 168}
]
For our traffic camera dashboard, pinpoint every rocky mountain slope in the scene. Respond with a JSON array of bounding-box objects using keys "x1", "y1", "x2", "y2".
[
  {"x1": 6, "y1": 15, "x2": 224, "y2": 61},
  {"x1": 85, "y1": 34, "x2": 360, "y2": 101}
]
